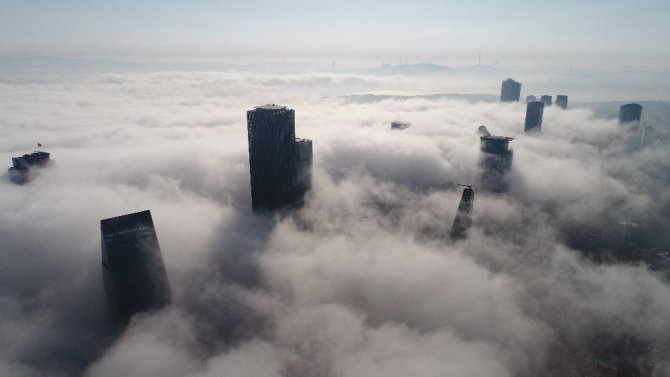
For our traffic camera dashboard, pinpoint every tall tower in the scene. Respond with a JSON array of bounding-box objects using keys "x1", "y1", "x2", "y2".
[
  {"x1": 618, "y1": 103, "x2": 642, "y2": 131},
  {"x1": 639, "y1": 125, "x2": 655, "y2": 148},
  {"x1": 478, "y1": 129, "x2": 514, "y2": 193},
  {"x1": 540, "y1": 95, "x2": 552, "y2": 106},
  {"x1": 500, "y1": 79, "x2": 521, "y2": 102},
  {"x1": 247, "y1": 105, "x2": 313, "y2": 212},
  {"x1": 556, "y1": 95, "x2": 568, "y2": 109},
  {"x1": 450, "y1": 185, "x2": 475, "y2": 240},
  {"x1": 101, "y1": 210, "x2": 171, "y2": 324},
  {"x1": 524, "y1": 101, "x2": 545, "y2": 133}
]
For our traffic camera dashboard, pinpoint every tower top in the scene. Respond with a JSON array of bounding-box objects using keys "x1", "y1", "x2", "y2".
[{"x1": 254, "y1": 104, "x2": 287, "y2": 111}]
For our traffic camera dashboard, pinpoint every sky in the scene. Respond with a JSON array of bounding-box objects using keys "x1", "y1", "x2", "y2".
[{"x1": 1, "y1": 0, "x2": 669, "y2": 71}]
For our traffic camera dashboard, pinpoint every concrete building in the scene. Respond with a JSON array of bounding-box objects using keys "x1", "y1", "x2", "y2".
[
  {"x1": 556, "y1": 95, "x2": 568, "y2": 109},
  {"x1": 450, "y1": 185, "x2": 475, "y2": 240},
  {"x1": 500, "y1": 78, "x2": 521, "y2": 102},
  {"x1": 101, "y1": 210, "x2": 171, "y2": 324},
  {"x1": 540, "y1": 95, "x2": 552, "y2": 106},
  {"x1": 247, "y1": 104, "x2": 313, "y2": 212},
  {"x1": 478, "y1": 128, "x2": 514, "y2": 193},
  {"x1": 524, "y1": 101, "x2": 545, "y2": 133},
  {"x1": 8, "y1": 150, "x2": 51, "y2": 184}
]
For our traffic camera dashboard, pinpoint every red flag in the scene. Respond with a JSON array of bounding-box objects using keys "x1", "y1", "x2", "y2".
[{"x1": 37, "y1": 143, "x2": 42, "y2": 147}]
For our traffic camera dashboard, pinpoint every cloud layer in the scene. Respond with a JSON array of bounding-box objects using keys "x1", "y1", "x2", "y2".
[{"x1": 1, "y1": 70, "x2": 669, "y2": 376}]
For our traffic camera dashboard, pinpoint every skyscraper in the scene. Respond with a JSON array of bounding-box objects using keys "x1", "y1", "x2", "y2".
[
  {"x1": 450, "y1": 185, "x2": 475, "y2": 240},
  {"x1": 247, "y1": 105, "x2": 313, "y2": 212},
  {"x1": 618, "y1": 103, "x2": 642, "y2": 130},
  {"x1": 8, "y1": 150, "x2": 51, "y2": 184},
  {"x1": 556, "y1": 95, "x2": 568, "y2": 109},
  {"x1": 540, "y1": 95, "x2": 552, "y2": 106},
  {"x1": 500, "y1": 78, "x2": 521, "y2": 102},
  {"x1": 526, "y1": 95, "x2": 537, "y2": 103},
  {"x1": 478, "y1": 128, "x2": 514, "y2": 193},
  {"x1": 639, "y1": 125, "x2": 655, "y2": 148},
  {"x1": 101, "y1": 210, "x2": 171, "y2": 324},
  {"x1": 524, "y1": 101, "x2": 545, "y2": 133}
]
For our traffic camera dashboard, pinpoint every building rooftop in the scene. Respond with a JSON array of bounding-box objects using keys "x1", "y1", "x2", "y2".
[
  {"x1": 254, "y1": 104, "x2": 287, "y2": 111},
  {"x1": 481, "y1": 135, "x2": 514, "y2": 142}
]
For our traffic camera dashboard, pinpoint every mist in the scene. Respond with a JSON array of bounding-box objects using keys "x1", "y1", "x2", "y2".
[{"x1": 1, "y1": 70, "x2": 669, "y2": 376}]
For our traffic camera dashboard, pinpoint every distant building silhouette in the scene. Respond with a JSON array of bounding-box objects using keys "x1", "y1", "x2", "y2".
[
  {"x1": 478, "y1": 127, "x2": 514, "y2": 193},
  {"x1": 500, "y1": 79, "x2": 521, "y2": 102},
  {"x1": 8, "y1": 150, "x2": 51, "y2": 184},
  {"x1": 450, "y1": 185, "x2": 475, "y2": 240},
  {"x1": 391, "y1": 121, "x2": 411, "y2": 130},
  {"x1": 618, "y1": 103, "x2": 642, "y2": 130},
  {"x1": 524, "y1": 101, "x2": 544, "y2": 133},
  {"x1": 526, "y1": 95, "x2": 536, "y2": 103},
  {"x1": 640, "y1": 125, "x2": 655, "y2": 148},
  {"x1": 101, "y1": 210, "x2": 171, "y2": 324},
  {"x1": 540, "y1": 95, "x2": 552, "y2": 106},
  {"x1": 247, "y1": 105, "x2": 313, "y2": 212},
  {"x1": 556, "y1": 95, "x2": 568, "y2": 109}
]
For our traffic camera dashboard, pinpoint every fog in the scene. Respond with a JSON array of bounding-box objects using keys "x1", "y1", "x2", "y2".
[{"x1": 1, "y1": 70, "x2": 669, "y2": 376}]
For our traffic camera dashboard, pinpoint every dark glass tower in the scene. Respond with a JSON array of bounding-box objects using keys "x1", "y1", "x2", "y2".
[
  {"x1": 101, "y1": 210, "x2": 171, "y2": 324},
  {"x1": 500, "y1": 79, "x2": 521, "y2": 102},
  {"x1": 556, "y1": 95, "x2": 568, "y2": 109},
  {"x1": 540, "y1": 95, "x2": 552, "y2": 106},
  {"x1": 524, "y1": 101, "x2": 545, "y2": 133},
  {"x1": 247, "y1": 105, "x2": 313, "y2": 212},
  {"x1": 478, "y1": 130, "x2": 514, "y2": 193},
  {"x1": 450, "y1": 185, "x2": 475, "y2": 240},
  {"x1": 618, "y1": 103, "x2": 642, "y2": 130}
]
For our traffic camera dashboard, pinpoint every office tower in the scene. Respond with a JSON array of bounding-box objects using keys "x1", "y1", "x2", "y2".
[
  {"x1": 450, "y1": 185, "x2": 475, "y2": 240},
  {"x1": 540, "y1": 95, "x2": 552, "y2": 106},
  {"x1": 639, "y1": 125, "x2": 655, "y2": 148},
  {"x1": 618, "y1": 103, "x2": 642, "y2": 131},
  {"x1": 391, "y1": 121, "x2": 411, "y2": 130},
  {"x1": 526, "y1": 95, "x2": 537, "y2": 103},
  {"x1": 101, "y1": 210, "x2": 171, "y2": 324},
  {"x1": 500, "y1": 78, "x2": 521, "y2": 102},
  {"x1": 524, "y1": 101, "x2": 545, "y2": 133},
  {"x1": 478, "y1": 128, "x2": 514, "y2": 193},
  {"x1": 247, "y1": 104, "x2": 313, "y2": 212},
  {"x1": 556, "y1": 95, "x2": 568, "y2": 109},
  {"x1": 8, "y1": 150, "x2": 51, "y2": 184}
]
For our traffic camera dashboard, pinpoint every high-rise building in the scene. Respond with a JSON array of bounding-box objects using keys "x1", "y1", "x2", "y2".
[
  {"x1": 478, "y1": 129, "x2": 514, "y2": 193},
  {"x1": 247, "y1": 105, "x2": 313, "y2": 212},
  {"x1": 639, "y1": 125, "x2": 655, "y2": 148},
  {"x1": 556, "y1": 95, "x2": 568, "y2": 109},
  {"x1": 618, "y1": 103, "x2": 642, "y2": 130},
  {"x1": 526, "y1": 95, "x2": 537, "y2": 103},
  {"x1": 540, "y1": 95, "x2": 552, "y2": 106},
  {"x1": 391, "y1": 121, "x2": 411, "y2": 130},
  {"x1": 8, "y1": 150, "x2": 51, "y2": 184},
  {"x1": 101, "y1": 210, "x2": 171, "y2": 324},
  {"x1": 500, "y1": 79, "x2": 521, "y2": 102},
  {"x1": 524, "y1": 101, "x2": 545, "y2": 133},
  {"x1": 450, "y1": 185, "x2": 475, "y2": 240}
]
